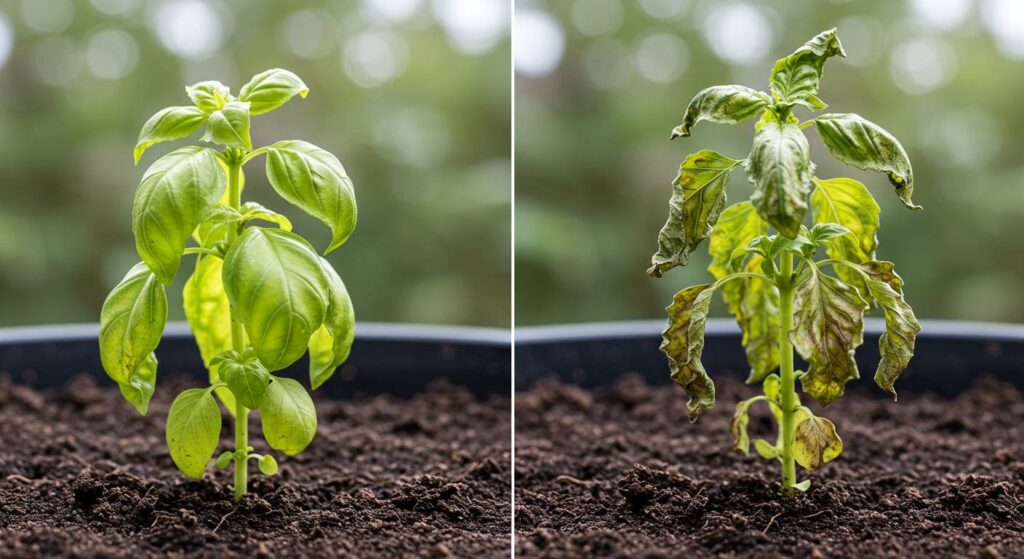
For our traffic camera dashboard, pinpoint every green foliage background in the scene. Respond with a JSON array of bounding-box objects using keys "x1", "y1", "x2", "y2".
[
  {"x1": 0, "y1": 0, "x2": 510, "y2": 328},
  {"x1": 516, "y1": 0, "x2": 1024, "y2": 325}
]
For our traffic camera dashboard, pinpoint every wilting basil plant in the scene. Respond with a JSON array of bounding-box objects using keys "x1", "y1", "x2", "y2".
[
  {"x1": 100, "y1": 69, "x2": 356, "y2": 500},
  {"x1": 649, "y1": 30, "x2": 920, "y2": 491}
]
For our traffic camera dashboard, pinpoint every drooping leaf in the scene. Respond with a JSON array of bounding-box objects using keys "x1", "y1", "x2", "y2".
[
  {"x1": 708, "y1": 202, "x2": 779, "y2": 381},
  {"x1": 660, "y1": 284, "x2": 716, "y2": 422},
  {"x1": 755, "y1": 439, "x2": 778, "y2": 459},
  {"x1": 793, "y1": 413, "x2": 843, "y2": 471},
  {"x1": 648, "y1": 150, "x2": 741, "y2": 277},
  {"x1": 670, "y1": 85, "x2": 771, "y2": 139},
  {"x1": 165, "y1": 388, "x2": 222, "y2": 479},
  {"x1": 258, "y1": 455, "x2": 278, "y2": 475},
  {"x1": 791, "y1": 269, "x2": 869, "y2": 405},
  {"x1": 186, "y1": 80, "x2": 230, "y2": 113},
  {"x1": 202, "y1": 101, "x2": 252, "y2": 152},
  {"x1": 241, "y1": 201, "x2": 293, "y2": 231},
  {"x1": 260, "y1": 376, "x2": 317, "y2": 456},
  {"x1": 813, "y1": 113, "x2": 918, "y2": 209},
  {"x1": 134, "y1": 106, "x2": 208, "y2": 164},
  {"x1": 99, "y1": 262, "x2": 167, "y2": 415},
  {"x1": 211, "y1": 348, "x2": 271, "y2": 409},
  {"x1": 183, "y1": 254, "x2": 236, "y2": 413},
  {"x1": 222, "y1": 227, "x2": 329, "y2": 371},
  {"x1": 265, "y1": 140, "x2": 357, "y2": 253},
  {"x1": 730, "y1": 397, "x2": 758, "y2": 455},
  {"x1": 132, "y1": 146, "x2": 226, "y2": 284},
  {"x1": 852, "y1": 261, "x2": 921, "y2": 399},
  {"x1": 746, "y1": 115, "x2": 814, "y2": 238},
  {"x1": 770, "y1": 28, "x2": 846, "y2": 108},
  {"x1": 308, "y1": 257, "x2": 355, "y2": 389},
  {"x1": 810, "y1": 177, "x2": 880, "y2": 296},
  {"x1": 238, "y1": 68, "x2": 309, "y2": 115}
]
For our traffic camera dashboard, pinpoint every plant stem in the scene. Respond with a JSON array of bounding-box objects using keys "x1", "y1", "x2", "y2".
[
  {"x1": 225, "y1": 150, "x2": 250, "y2": 501},
  {"x1": 777, "y1": 250, "x2": 797, "y2": 491}
]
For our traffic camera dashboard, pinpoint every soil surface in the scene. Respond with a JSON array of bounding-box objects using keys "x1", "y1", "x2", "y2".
[
  {"x1": 0, "y1": 374, "x2": 511, "y2": 558},
  {"x1": 515, "y1": 374, "x2": 1024, "y2": 558}
]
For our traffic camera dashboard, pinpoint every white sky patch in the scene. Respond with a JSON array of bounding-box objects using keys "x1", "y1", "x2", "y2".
[
  {"x1": 982, "y1": 0, "x2": 1024, "y2": 59},
  {"x1": 432, "y1": 0, "x2": 508, "y2": 55},
  {"x1": 151, "y1": 0, "x2": 226, "y2": 59},
  {"x1": 703, "y1": 3, "x2": 773, "y2": 65},
  {"x1": 515, "y1": 8, "x2": 564, "y2": 77}
]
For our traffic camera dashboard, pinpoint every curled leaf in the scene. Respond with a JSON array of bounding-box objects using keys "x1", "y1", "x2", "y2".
[
  {"x1": 648, "y1": 150, "x2": 741, "y2": 277},
  {"x1": 239, "y1": 68, "x2": 309, "y2": 115},
  {"x1": 855, "y1": 261, "x2": 921, "y2": 399},
  {"x1": 660, "y1": 284, "x2": 717, "y2": 421},
  {"x1": 755, "y1": 439, "x2": 779, "y2": 460},
  {"x1": 793, "y1": 414, "x2": 843, "y2": 471},
  {"x1": 730, "y1": 397, "x2": 758, "y2": 455},
  {"x1": 186, "y1": 80, "x2": 230, "y2": 113},
  {"x1": 308, "y1": 258, "x2": 356, "y2": 389},
  {"x1": 770, "y1": 28, "x2": 846, "y2": 108},
  {"x1": 134, "y1": 106, "x2": 208, "y2": 164},
  {"x1": 212, "y1": 348, "x2": 271, "y2": 410},
  {"x1": 746, "y1": 115, "x2": 814, "y2": 238},
  {"x1": 670, "y1": 85, "x2": 770, "y2": 139},
  {"x1": 202, "y1": 101, "x2": 252, "y2": 152},
  {"x1": 813, "y1": 113, "x2": 917, "y2": 209}
]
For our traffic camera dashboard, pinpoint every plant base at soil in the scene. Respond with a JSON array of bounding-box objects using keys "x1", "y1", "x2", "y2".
[
  {"x1": 0, "y1": 375, "x2": 510, "y2": 558},
  {"x1": 515, "y1": 375, "x2": 1024, "y2": 558}
]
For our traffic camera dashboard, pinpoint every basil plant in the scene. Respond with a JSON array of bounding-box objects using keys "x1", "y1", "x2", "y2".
[
  {"x1": 649, "y1": 29, "x2": 921, "y2": 492},
  {"x1": 100, "y1": 69, "x2": 356, "y2": 500}
]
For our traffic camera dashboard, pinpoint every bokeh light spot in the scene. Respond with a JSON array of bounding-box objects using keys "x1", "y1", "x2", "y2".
[
  {"x1": 151, "y1": 0, "x2": 225, "y2": 60},
  {"x1": 889, "y1": 37, "x2": 957, "y2": 94},
  {"x1": 343, "y1": 30, "x2": 409, "y2": 88},
  {"x1": 703, "y1": 3, "x2": 773, "y2": 65},
  {"x1": 515, "y1": 9, "x2": 564, "y2": 77},
  {"x1": 635, "y1": 32, "x2": 688, "y2": 83},
  {"x1": 86, "y1": 28, "x2": 139, "y2": 79},
  {"x1": 432, "y1": 0, "x2": 508, "y2": 55},
  {"x1": 20, "y1": 0, "x2": 73, "y2": 34}
]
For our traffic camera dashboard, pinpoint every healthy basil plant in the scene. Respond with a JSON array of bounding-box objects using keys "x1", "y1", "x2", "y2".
[
  {"x1": 100, "y1": 69, "x2": 356, "y2": 500},
  {"x1": 649, "y1": 29, "x2": 921, "y2": 492}
]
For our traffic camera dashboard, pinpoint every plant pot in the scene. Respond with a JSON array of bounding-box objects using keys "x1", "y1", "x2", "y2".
[
  {"x1": 514, "y1": 319, "x2": 1024, "y2": 558},
  {"x1": 0, "y1": 322, "x2": 511, "y2": 558}
]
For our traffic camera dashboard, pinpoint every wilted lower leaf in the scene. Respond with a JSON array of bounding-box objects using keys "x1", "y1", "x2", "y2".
[
  {"x1": 746, "y1": 116, "x2": 814, "y2": 238},
  {"x1": 755, "y1": 439, "x2": 779, "y2": 460},
  {"x1": 308, "y1": 257, "x2": 355, "y2": 389},
  {"x1": 813, "y1": 113, "x2": 918, "y2": 209},
  {"x1": 793, "y1": 414, "x2": 843, "y2": 471},
  {"x1": 648, "y1": 150, "x2": 741, "y2": 277},
  {"x1": 791, "y1": 270, "x2": 869, "y2": 405},
  {"x1": 810, "y1": 177, "x2": 880, "y2": 296},
  {"x1": 670, "y1": 85, "x2": 770, "y2": 139},
  {"x1": 661, "y1": 284, "x2": 717, "y2": 421},
  {"x1": 730, "y1": 397, "x2": 757, "y2": 455},
  {"x1": 856, "y1": 261, "x2": 921, "y2": 399},
  {"x1": 770, "y1": 28, "x2": 846, "y2": 108}
]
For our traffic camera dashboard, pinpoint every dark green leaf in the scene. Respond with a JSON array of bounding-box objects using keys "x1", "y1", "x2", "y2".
[
  {"x1": 746, "y1": 115, "x2": 814, "y2": 238},
  {"x1": 308, "y1": 257, "x2": 355, "y2": 389},
  {"x1": 202, "y1": 101, "x2": 252, "y2": 151},
  {"x1": 648, "y1": 150, "x2": 741, "y2": 277},
  {"x1": 814, "y1": 113, "x2": 918, "y2": 209},
  {"x1": 660, "y1": 284, "x2": 716, "y2": 422},
  {"x1": 166, "y1": 388, "x2": 222, "y2": 479},
  {"x1": 670, "y1": 85, "x2": 770, "y2": 139},
  {"x1": 239, "y1": 68, "x2": 309, "y2": 115},
  {"x1": 134, "y1": 106, "x2": 208, "y2": 164},
  {"x1": 770, "y1": 28, "x2": 846, "y2": 108},
  {"x1": 260, "y1": 376, "x2": 317, "y2": 456}
]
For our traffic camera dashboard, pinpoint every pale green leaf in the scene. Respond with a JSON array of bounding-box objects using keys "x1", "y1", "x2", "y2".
[
  {"x1": 308, "y1": 257, "x2": 355, "y2": 389},
  {"x1": 212, "y1": 348, "x2": 271, "y2": 409},
  {"x1": 755, "y1": 439, "x2": 778, "y2": 460},
  {"x1": 183, "y1": 254, "x2": 236, "y2": 414},
  {"x1": 265, "y1": 140, "x2": 357, "y2": 253},
  {"x1": 660, "y1": 284, "x2": 716, "y2": 422},
  {"x1": 238, "y1": 68, "x2": 309, "y2": 115},
  {"x1": 746, "y1": 115, "x2": 814, "y2": 238},
  {"x1": 770, "y1": 28, "x2": 846, "y2": 108},
  {"x1": 134, "y1": 106, "x2": 208, "y2": 164},
  {"x1": 670, "y1": 85, "x2": 770, "y2": 139},
  {"x1": 260, "y1": 376, "x2": 317, "y2": 456},
  {"x1": 258, "y1": 454, "x2": 278, "y2": 475},
  {"x1": 132, "y1": 146, "x2": 226, "y2": 284},
  {"x1": 185, "y1": 80, "x2": 230, "y2": 113},
  {"x1": 811, "y1": 177, "x2": 880, "y2": 296},
  {"x1": 794, "y1": 413, "x2": 843, "y2": 471},
  {"x1": 222, "y1": 227, "x2": 329, "y2": 371},
  {"x1": 99, "y1": 262, "x2": 167, "y2": 415},
  {"x1": 165, "y1": 388, "x2": 222, "y2": 479},
  {"x1": 241, "y1": 201, "x2": 293, "y2": 231},
  {"x1": 202, "y1": 101, "x2": 252, "y2": 151},
  {"x1": 814, "y1": 113, "x2": 918, "y2": 209}
]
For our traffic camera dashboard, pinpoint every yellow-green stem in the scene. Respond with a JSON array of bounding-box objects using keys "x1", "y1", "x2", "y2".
[
  {"x1": 777, "y1": 251, "x2": 797, "y2": 490},
  {"x1": 226, "y1": 151, "x2": 250, "y2": 501}
]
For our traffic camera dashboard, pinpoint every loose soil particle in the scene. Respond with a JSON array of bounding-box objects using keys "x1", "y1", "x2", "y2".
[
  {"x1": 0, "y1": 375, "x2": 511, "y2": 558},
  {"x1": 515, "y1": 374, "x2": 1024, "y2": 558}
]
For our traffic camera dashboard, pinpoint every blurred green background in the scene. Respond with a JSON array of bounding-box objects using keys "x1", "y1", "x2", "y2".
[
  {"x1": 516, "y1": 0, "x2": 1024, "y2": 325},
  {"x1": 0, "y1": 0, "x2": 510, "y2": 328}
]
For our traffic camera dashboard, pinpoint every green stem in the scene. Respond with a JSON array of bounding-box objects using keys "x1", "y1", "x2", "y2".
[
  {"x1": 777, "y1": 251, "x2": 798, "y2": 491},
  {"x1": 225, "y1": 150, "x2": 250, "y2": 501}
]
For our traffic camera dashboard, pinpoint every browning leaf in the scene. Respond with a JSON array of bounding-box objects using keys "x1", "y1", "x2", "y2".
[{"x1": 661, "y1": 284, "x2": 717, "y2": 421}]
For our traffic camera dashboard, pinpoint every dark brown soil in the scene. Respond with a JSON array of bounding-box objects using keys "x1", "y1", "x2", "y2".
[
  {"x1": 515, "y1": 375, "x2": 1024, "y2": 558},
  {"x1": 0, "y1": 374, "x2": 511, "y2": 558}
]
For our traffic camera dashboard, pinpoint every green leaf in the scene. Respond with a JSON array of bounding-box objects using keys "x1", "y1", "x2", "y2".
[
  {"x1": 215, "y1": 451, "x2": 233, "y2": 469},
  {"x1": 238, "y1": 68, "x2": 309, "y2": 115},
  {"x1": 99, "y1": 262, "x2": 167, "y2": 415},
  {"x1": 241, "y1": 201, "x2": 293, "y2": 231},
  {"x1": 133, "y1": 146, "x2": 226, "y2": 284},
  {"x1": 813, "y1": 113, "x2": 918, "y2": 209},
  {"x1": 729, "y1": 397, "x2": 758, "y2": 455},
  {"x1": 851, "y1": 261, "x2": 921, "y2": 399},
  {"x1": 755, "y1": 439, "x2": 778, "y2": 460},
  {"x1": 708, "y1": 202, "x2": 779, "y2": 381},
  {"x1": 260, "y1": 376, "x2": 317, "y2": 456},
  {"x1": 670, "y1": 85, "x2": 771, "y2": 139},
  {"x1": 648, "y1": 150, "x2": 741, "y2": 277},
  {"x1": 746, "y1": 115, "x2": 814, "y2": 238},
  {"x1": 810, "y1": 177, "x2": 880, "y2": 296},
  {"x1": 770, "y1": 28, "x2": 846, "y2": 108},
  {"x1": 183, "y1": 254, "x2": 236, "y2": 414},
  {"x1": 265, "y1": 140, "x2": 357, "y2": 253},
  {"x1": 793, "y1": 413, "x2": 843, "y2": 471},
  {"x1": 793, "y1": 479, "x2": 811, "y2": 492},
  {"x1": 212, "y1": 348, "x2": 271, "y2": 409},
  {"x1": 186, "y1": 80, "x2": 230, "y2": 113},
  {"x1": 134, "y1": 106, "x2": 208, "y2": 164},
  {"x1": 222, "y1": 227, "x2": 329, "y2": 371},
  {"x1": 258, "y1": 454, "x2": 278, "y2": 475},
  {"x1": 806, "y1": 222, "x2": 851, "y2": 244},
  {"x1": 791, "y1": 269, "x2": 869, "y2": 405},
  {"x1": 202, "y1": 101, "x2": 252, "y2": 151},
  {"x1": 660, "y1": 284, "x2": 716, "y2": 422},
  {"x1": 165, "y1": 388, "x2": 222, "y2": 479},
  {"x1": 308, "y1": 257, "x2": 355, "y2": 389}
]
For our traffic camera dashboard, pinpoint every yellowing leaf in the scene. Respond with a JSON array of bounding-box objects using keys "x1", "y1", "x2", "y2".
[
  {"x1": 660, "y1": 284, "x2": 716, "y2": 421},
  {"x1": 857, "y1": 261, "x2": 921, "y2": 399},
  {"x1": 794, "y1": 414, "x2": 843, "y2": 471},
  {"x1": 730, "y1": 397, "x2": 757, "y2": 455},
  {"x1": 810, "y1": 177, "x2": 879, "y2": 296},
  {"x1": 183, "y1": 255, "x2": 236, "y2": 414}
]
